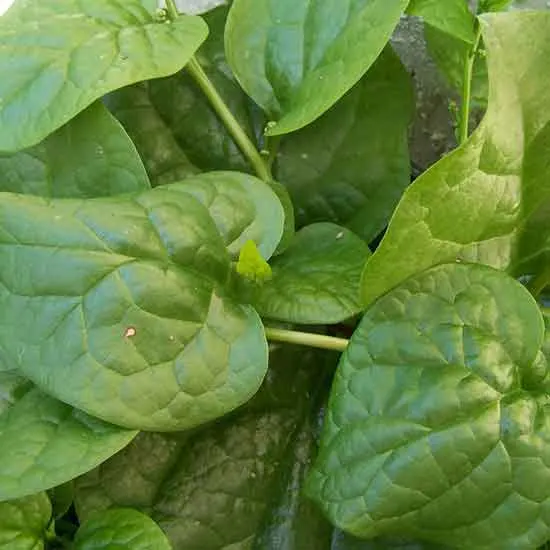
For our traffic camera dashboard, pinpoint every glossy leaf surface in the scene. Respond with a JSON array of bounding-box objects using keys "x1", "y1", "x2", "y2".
[
  {"x1": 74, "y1": 508, "x2": 172, "y2": 550},
  {"x1": 0, "y1": 0, "x2": 208, "y2": 152},
  {"x1": 0, "y1": 493, "x2": 51, "y2": 550},
  {"x1": 309, "y1": 263, "x2": 550, "y2": 548},
  {"x1": 255, "y1": 223, "x2": 369, "y2": 324},
  {"x1": 361, "y1": 12, "x2": 550, "y2": 305},
  {"x1": 225, "y1": 0, "x2": 409, "y2": 136},
  {"x1": 0, "y1": 389, "x2": 136, "y2": 502},
  {"x1": 0, "y1": 102, "x2": 150, "y2": 197},
  {"x1": 276, "y1": 47, "x2": 413, "y2": 241},
  {"x1": 0, "y1": 173, "x2": 281, "y2": 430}
]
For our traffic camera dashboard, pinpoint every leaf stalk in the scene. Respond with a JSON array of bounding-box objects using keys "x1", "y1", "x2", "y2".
[{"x1": 264, "y1": 327, "x2": 348, "y2": 352}]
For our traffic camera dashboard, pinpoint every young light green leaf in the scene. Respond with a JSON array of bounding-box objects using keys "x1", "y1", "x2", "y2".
[
  {"x1": 225, "y1": 0, "x2": 409, "y2": 136},
  {"x1": 0, "y1": 102, "x2": 150, "y2": 197},
  {"x1": 254, "y1": 224, "x2": 370, "y2": 324},
  {"x1": 407, "y1": 0, "x2": 476, "y2": 43},
  {"x1": 0, "y1": 0, "x2": 208, "y2": 152},
  {"x1": 0, "y1": 389, "x2": 136, "y2": 502},
  {"x1": 75, "y1": 345, "x2": 337, "y2": 549},
  {"x1": 236, "y1": 240, "x2": 273, "y2": 283},
  {"x1": 309, "y1": 263, "x2": 550, "y2": 548},
  {"x1": 276, "y1": 47, "x2": 413, "y2": 241},
  {"x1": 0, "y1": 493, "x2": 51, "y2": 550},
  {"x1": 0, "y1": 174, "x2": 278, "y2": 431},
  {"x1": 74, "y1": 508, "x2": 172, "y2": 550},
  {"x1": 361, "y1": 12, "x2": 550, "y2": 306}
]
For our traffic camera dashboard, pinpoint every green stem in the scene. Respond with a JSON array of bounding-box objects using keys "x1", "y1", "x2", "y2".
[
  {"x1": 164, "y1": 0, "x2": 179, "y2": 21},
  {"x1": 459, "y1": 24, "x2": 482, "y2": 145},
  {"x1": 527, "y1": 269, "x2": 550, "y2": 298},
  {"x1": 265, "y1": 327, "x2": 349, "y2": 352}
]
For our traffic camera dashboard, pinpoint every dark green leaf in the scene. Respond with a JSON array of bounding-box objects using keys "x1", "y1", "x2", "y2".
[
  {"x1": 0, "y1": 493, "x2": 51, "y2": 550},
  {"x1": 74, "y1": 508, "x2": 172, "y2": 550},
  {"x1": 407, "y1": 0, "x2": 476, "y2": 42},
  {"x1": 361, "y1": 12, "x2": 550, "y2": 306},
  {"x1": 309, "y1": 263, "x2": 550, "y2": 548},
  {"x1": 75, "y1": 345, "x2": 337, "y2": 549},
  {"x1": 48, "y1": 482, "x2": 75, "y2": 520},
  {"x1": 0, "y1": 0, "x2": 208, "y2": 152},
  {"x1": 0, "y1": 173, "x2": 281, "y2": 430},
  {"x1": 479, "y1": 0, "x2": 513, "y2": 11},
  {"x1": 332, "y1": 532, "x2": 449, "y2": 549},
  {"x1": 254, "y1": 223, "x2": 370, "y2": 324},
  {"x1": 0, "y1": 389, "x2": 136, "y2": 502},
  {"x1": 0, "y1": 102, "x2": 150, "y2": 197},
  {"x1": 225, "y1": 0, "x2": 409, "y2": 136},
  {"x1": 276, "y1": 47, "x2": 413, "y2": 240}
]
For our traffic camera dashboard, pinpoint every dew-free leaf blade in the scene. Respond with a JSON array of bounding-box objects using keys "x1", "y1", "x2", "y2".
[
  {"x1": 0, "y1": 102, "x2": 150, "y2": 197},
  {"x1": 361, "y1": 12, "x2": 550, "y2": 306},
  {"x1": 276, "y1": 47, "x2": 413, "y2": 240},
  {"x1": 74, "y1": 508, "x2": 172, "y2": 550},
  {"x1": 0, "y1": 389, "x2": 137, "y2": 502},
  {"x1": 309, "y1": 263, "x2": 550, "y2": 548},
  {"x1": 254, "y1": 223, "x2": 370, "y2": 324},
  {"x1": 0, "y1": 0, "x2": 208, "y2": 152},
  {"x1": 0, "y1": 493, "x2": 51, "y2": 550},
  {"x1": 225, "y1": 0, "x2": 409, "y2": 136},
  {"x1": 0, "y1": 174, "x2": 279, "y2": 431}
]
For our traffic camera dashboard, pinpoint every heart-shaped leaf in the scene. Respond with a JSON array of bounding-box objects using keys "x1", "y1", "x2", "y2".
[
  {"x1": 254, "y1": 223, "x2": 370, "y2": 324},
  {"x1": 361, "y1": 12, "x2": 550, "y2": 306},
  {"x1": 225, "y1": 0, "x2": 409, "y2": 136},
  {"x1": 0, "y1": 493, "x2": 51, "y2": 550},
  {"x1": 0, "y1": 388, "x2": 136, "y2": 502},
  {"x1": 74, "y1": 508, "x2": 172, "y2": 550},
  {"x1": 308, "y1": 263, "x2": 550, "y2": 548},
  {"x1": 0, "y1": 173, "x2": 282, "y2": 430},
  {"x1": 0, "y1": 102, "x2": 150, "y2": 197},
  {"x1": 0, "y1": 0, "x2": 208, "y2": 152}
]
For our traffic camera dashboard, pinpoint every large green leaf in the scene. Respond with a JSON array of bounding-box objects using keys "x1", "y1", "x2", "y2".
[
  {"x1": 407, "y1": 0, "x2": 476, "y2": 42},
  {"x1": 254, "y1": 223, "x2": 370, "y2": 324},
  {"x1": 361, "y1": 12, "x2": 550, "y2": 306},
  {"x1": 308, "y1": 263, "x2": 550, "y2": 548},
  {"x1": 0, "y1": 173, "x2": 282, "y2": 430},
  {"x1": 74, "y1": 508, "x2": 172, "y2": 550},
  {"x1": 332, "y1": 533, "x2": 449, "y2": 549},
  {"x1": 0, "y1": 102, "x2": 150, "y2": 197},
  {"x1": 276, "y1": 47, "x2": 413, "y2": 240},
  {"x1": 0, "y1": 493, "x2": 51, "y2": 550},
  {"x1": 75, "y1": 345, "x2": 336, "y2": 549},
  {"x1": 0, "y1": 389, "x2": 136, "y2": 502},
  {"x1": 225, "y1": 0, "x2": 409, "y2": 136},
  {"x1": 0, "y1": 0, "x2": 208, "y2": 152}
]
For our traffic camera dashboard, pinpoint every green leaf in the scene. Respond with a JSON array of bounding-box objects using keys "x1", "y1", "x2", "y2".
[
  {"x1": 0, "y1": 102, "x2": 150, "y2": 197},
  {"x1": 225, "y1": 0, "x2": 409, "y2": 136},
  {"x1": 407, "y1": 0, "x2": 476, "y2": 42},
  {"x1": 254, "y1": 223, "x2": 370, "y2": 324},
  {"x1": 0, "y1": 174, "x2": 280, "y2": 430},
  {"x1": 0, "y1": 389, "x2": 136, "y2": 502},
  {"x1": 48, "y1": 481, "x2": 75, "y2": 520},
  {"x1": 0, "y1": 372, "x2": 31, "y2": 415},
  {"x1": 236, "y1": 240, "x2": 273, "y2": 283},
  {"x1": 0, "y1": 0, "x2": 208, "y2": 152},
  {"x1": 308, "y1": 262, "x2": 550, "y2": 548},
  {"x1": 361, "y1": 12, "x2": 550, "y2": 306},
  {"x1": 74, "y1": 508, "x2": 172, "y2": 550},
  {"x1": 0, "y1": 493, "x2": 51, "y2": 550},
  {"x1": 276, "y1": 47, "x2": 413, "y2": 241},
  {"x1": 332, "y1": 533, "x2": 449, "y2": 549},
  {"x1": 479, "y1": 0, "x2": 513, "y2": 11},
  {"x1": 75, "y1": 345, "x2": 337, "y2": 549}
]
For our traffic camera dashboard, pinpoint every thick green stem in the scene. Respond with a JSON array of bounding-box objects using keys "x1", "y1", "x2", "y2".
[
  {"x1": 264, "y1": 327, "x2": 349, "y2": 352},
  {"x1": 459, "y1": 24, "x2": 482, "y2": 145},
  {"x1": 164, "y1": 0, "x2": 179, "y2": 21}
]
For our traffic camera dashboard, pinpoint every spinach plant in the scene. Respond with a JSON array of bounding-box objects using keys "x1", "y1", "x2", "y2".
[{"x1": 0, "y1": 0, "x2": 550, "y2": 548}]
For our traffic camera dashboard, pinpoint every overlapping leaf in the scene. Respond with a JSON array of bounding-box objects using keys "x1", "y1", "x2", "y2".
[
  {"x1": 0, "y1": 102, "x2": 150, "y2": 197},
  {"x1": 361, "y1": 12, "x2": 550, "y2": 306},
  {"x1": 254, "y1": 223, "x2": 370, "y2": 324},
  {"x1": 0, "y1": 0, "x2": 208, "y2": 152},
  {"x1": 74, "y1": 508, "x2": 171, "y2": 550},
  {"x1": 309, "y1": 263, "x2": 550, "y2": 548},
  {"x1": 0, "y1": 173, "x2": 283, "y2": 430},
  {"x1": 225, "y1": 0, "x2": 409, "y2": 136},
  {"x1": 0, "y1": 493, "x2": 51, "y2": 550}
]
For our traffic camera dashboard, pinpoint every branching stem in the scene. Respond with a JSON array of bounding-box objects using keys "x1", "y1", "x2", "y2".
[{"x1": 264, "y1": 327, "x2": 349, "y2": 352}]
